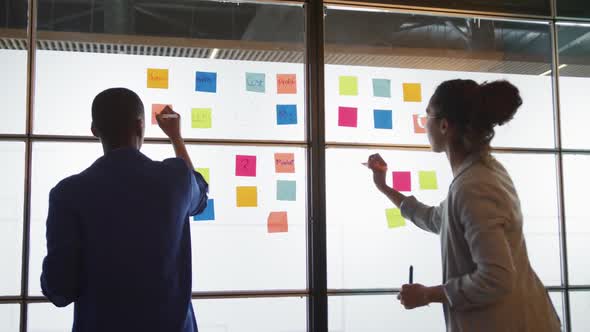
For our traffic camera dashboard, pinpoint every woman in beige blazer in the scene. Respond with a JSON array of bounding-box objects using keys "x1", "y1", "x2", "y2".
[{"x1": 367, "y1": 79, "x2": 561, "y2": 332}]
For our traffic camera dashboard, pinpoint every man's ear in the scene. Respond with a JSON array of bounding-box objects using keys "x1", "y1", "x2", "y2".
[
  {"x1": 91, "y1": 123, "x2": 99, "y2": 138},
  {"x1": 136, "y1": 118, "x2": 145, "y2": 138}
]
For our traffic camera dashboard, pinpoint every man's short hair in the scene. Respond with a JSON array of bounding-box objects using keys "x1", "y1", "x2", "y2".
[{"x1": 91, "y1": 88, "x2": 144, "y2": 140}]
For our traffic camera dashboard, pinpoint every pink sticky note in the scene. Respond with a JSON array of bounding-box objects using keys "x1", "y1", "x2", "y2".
[
  {"x1": 268, "y1": 211, "x2": 288, "y2": 233},
  {"x1": 392, "y1": 171, "x2": 412, "y2": 192},
  {"x1": 235, "y1": 155, "x2": 256, "y2": 177},
  {"x1": 275, "y1": 153, "x2": 295, "y2": 173},
  {"x1": 151, "y1": 104, "x2": 169, "y2": 125},
  {"x1": 338, "y1": 107, "x2": 358, "y2": 127}
]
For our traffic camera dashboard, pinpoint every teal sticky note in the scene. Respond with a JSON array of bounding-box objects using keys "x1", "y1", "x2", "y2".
[
  {"x1": 277, "y1": 180, "x2": 296, "y2": 201},
  {"x1": 419, "y1": 171, "x2": 438, "y2": 190},
  {"x1": 373, "y1": 79, "x2": 391, "y2": 98},
  {"x1": 246, "y1": 72, "x2": 265, "y2": 93}
]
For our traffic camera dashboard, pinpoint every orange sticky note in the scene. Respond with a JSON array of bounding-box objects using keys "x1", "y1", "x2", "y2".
[
  {"x1": 268, "y1": 211, "x2": 288, "y2": 233},
  {"x1": 403, "y1": 83, "x2": 422, "y2": 102},
  {"x1": 277, "y1": 74, "x2": 297, "y2": 94},
  {"x1": 274, "y1": 153, "x2": 295, "y2": 173},
  {"x1": 413, "y1": 114, "x2": 427, "y2": 134},
  {"x1": 147, "y1": 68, "x2": 169, "y2": 89},
  {"x1": 236, "y1": 186, "x2": 257, "y2": 207},
  {"x1": 151, "y1": 104, "x2": 169, "y2": 125}
]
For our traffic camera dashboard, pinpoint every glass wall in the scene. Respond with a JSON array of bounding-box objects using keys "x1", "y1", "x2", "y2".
[{"x1": 1, "y1": 0, "x2": 589, "y2": 331}]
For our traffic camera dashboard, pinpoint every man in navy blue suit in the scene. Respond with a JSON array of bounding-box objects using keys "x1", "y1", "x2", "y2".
[{"x1": 41, "y1": 88, "x2": 208, "y2": 332}]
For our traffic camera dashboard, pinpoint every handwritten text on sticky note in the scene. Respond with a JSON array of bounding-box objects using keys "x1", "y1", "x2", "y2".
[
  {"x1": 151, "y1": 104, "x2": 170, "y2": 125},
  {"x1": 276, "y1": 104, "x2": 297, "y2": 125},
  {"x1": 268, "y1": 211, "x2": 288, "y2": 233},
  {"x1": 235, "y1": 155, "x2": 256, "y2": 177},
  {"x1": 236, "y1": 186, "x2": 258, "y2": 207},
  {"x1": 195, "y1": 71, "x2": 217, "y2": 93},
  {"x1": 147, "y1": 68, "x2": 169, "y2": 89},
  {"x1": 274, "y1": 153, "x2": 295, "y2": 173},
  {"x1": 277, "y1": 74, "x2": 297, "y2": 94},
  {"x1": 191, "y1": 108, "x2": 212, "y2": 128},
  {"x1": 246, "y1": 72, "x2": 265, "y2": 93}
]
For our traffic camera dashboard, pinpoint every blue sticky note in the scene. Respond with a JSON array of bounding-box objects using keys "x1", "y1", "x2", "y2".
[
  {"x1": 277, "y1": 180, "x2": 296, "y2": 201},
  {"x1": 193, "y1": 199, "x2": 215, "y2": 221},
  {"x1": 374, "y1": 110, "x2": 393, "y2": 129},
  {"x1": 276, "y1": 104, "x2": 297, "y2": 125},
  {"x1": 195, "y1": 71, "x2": 217, "y2": 93},
  {"x1": 246, "y1": 72, "x2": 265, "y2": 93},
  {"x1": 373, "y1": 79, "x2": 391, "y2": 98}
]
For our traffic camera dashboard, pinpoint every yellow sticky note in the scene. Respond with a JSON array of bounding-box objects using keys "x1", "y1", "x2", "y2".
[
  {"x1": 236, "y1": 186, "x2": 257, "y2": 207},
  {"x1": 339, "y1": 76, "x2": 358, "y2": 96},
  {"x1": 196, "y1": 168, "x2": 210, "y2": 184},
  {"x1": 147, "y1": 68, "x2": 169, "y2": 89},
  {"x1": 192, "y1": 108, "x2": 212, "y2": 129},
  {"x1": 386, "y1": 208, "x2": 406, "y2": 229},
  {"x1": 419, "y1": 171, "x2": 438, "y2": 190},
  {"x1": 403, "y1": 83, "x2": 422, "y2": 102}
]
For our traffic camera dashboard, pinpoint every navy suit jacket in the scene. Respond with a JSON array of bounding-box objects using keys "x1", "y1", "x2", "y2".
[{"x1": 41, "y1": 147, "x2": 208, "y2": 332}]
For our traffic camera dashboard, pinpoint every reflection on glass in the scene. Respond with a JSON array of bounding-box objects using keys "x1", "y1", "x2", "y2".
[
  {"x1": 557, "y1": 0, "x2": 590, "y2": 19},
  {"x1": 0, "y1": 142, "x2": 25, "y2": 296},
  {"x1": 558, "y1": 23, "x2": 590, "y2": 149},
  {"x1": 0, "y1": 0, "x2": 28, "y2": 133},
  {"x1": 34, "y1": 1, "x2": 305, "y2": 141},
  {"x1": 324, "y1": 8, "x2": 554, "y2": 148}
]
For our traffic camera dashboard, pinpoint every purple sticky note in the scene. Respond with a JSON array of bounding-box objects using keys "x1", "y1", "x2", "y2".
[
  {"x1": 236, "y1": 155, "x2": 256, "y2": 177},
  {"x1": 338, "y1": 107, "x2": 358, "y2": 127},
  {"x1": 392, "y1": 171, "x2": 412, "y2": 192}
]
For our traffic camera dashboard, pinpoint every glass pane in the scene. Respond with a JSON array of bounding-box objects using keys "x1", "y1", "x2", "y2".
[
  {"x1": 0, "y1": 304, "x2": 20, "y2": 332},
  {"x1": 28, "y1": 302, "x2": 73, "y2": 332},
  {"x1": 34, "y1": 1, "x2": 305, "y2": 141},
  {"x1": 340, "y1": 0, "x2": 550, "y2": 16},
  {"x1": 563, "y1": 154, "x2": 590, "y2": 285},
  {"x1": 0, "y1": 0, "x2": 28, "y2": 134},
  {"x1": 192, "y1": 297, "x2": 306, "y2": 331},
  {"x1": 29, "y1": 142, "x2": 306, "y2": 295},
  {"x1": 557, "y1": 0, "x2": 590, "y2": 19},
  {"x1": 571, "y1": 291, "x2": 590, "y2": 331},
  {"x1": 329, "y1": 294, "x2": 444, "y2": 331},
  {"x1": 0, "y1": 142, "x2": 25, "y2": 296},
  {"x1": 327, "y1": 149, "x2": 560, "y2": 289},
  {"x1": 558, "y1": 23, "x2": 590, "y2": 150},
  {"x1": 324, "y1": 8, "x2": 554, "y2": 149},
  {"x1": 549, "y1": 292, "x2": 565, "y2": 331}
]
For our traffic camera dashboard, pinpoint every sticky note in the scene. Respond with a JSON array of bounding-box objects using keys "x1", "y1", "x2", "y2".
[
  {"x1": 274, "y1": 153, "x2": 295, "y2": 173},
  {"x1": 268, "y1": 211, "x2": 288, "y2": 233},
  {"x1": 236, "y1": 186, "x2": 257, "y2": 207},
  {"x1": 195, "y1": 71, "x2": 217, "y2": 93},
  {"x1": 246, "y1": 72, "x2": 265, "y2": 93},
  {"x1": 277, "y1": 74, "x2": 297, "y2": 94},
  {"x1": 373, "y1": 79, "x2": 391, "y2": 97},
  {"x1": 419, "y1": 171, "x2": 438, "y2": 190},
  {"x1": 147, "y1": 68, "x2": 168, "y2": 89},
  {"x1": 339, "y1": 76, "x2": 358, "y2": 96},
  {"x1": 403, "y1": 83, "x2": 422, "y2": 102},
  {"x1": 386, "y1": 208, "x2": 406, "y2": 229},
  {"x1": 151, "y1": 104, "x2": 170, "y2": 125},
  {"x1": 374, "y1": 110, "x2": 393, "y2": 129},
  {"x1": 392, "y1": 171, "x2": 412, "y2": 192},
  {"x1": 196, "y1": 168, "x2": 210, "y2": 184},
  {"x1": 277, "y1": 180, "x2": 296, "y2": 201},
  {"x1": 193, "y1": 199, "x2": 215, "y2": 221},
  {"x1": 191, "y1": 108, "x2": 212, "y2": 129},
  {"x1": 276, "y1": 104, "x2": 298, "y2": 125},
  {"x1": 235, "y1": 155, "x2": 256, "y2": 177},
  {"x1": 413, "y1": 114, "x2": 427, "y2": 134},
  {"x1": 338, "y1": 107, "x2": 358, "y2": 127}
]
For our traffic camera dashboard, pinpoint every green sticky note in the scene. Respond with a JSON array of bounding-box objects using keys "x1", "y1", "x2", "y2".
[
  {"x1": 192, "y1": 108, "x2": 212, "y2": 128},
  {"x1": 419, "y1": 171, "x2": 438, "y2": 190},
  {"x1": 339, "y1": 76, "x2": 358, "y2": 96},
  {"x1": 372, "y1": 79, "x2": 391, "y2": 98},
  {"x1": 277, "y1": 180, "x2": 296, "y2": 201},
  {"x1": 196, "y1": 168, "x2": 210, "y2": 184},
  {"x1": 385, "y1": 208, "x2": 406, "y2": 229}
]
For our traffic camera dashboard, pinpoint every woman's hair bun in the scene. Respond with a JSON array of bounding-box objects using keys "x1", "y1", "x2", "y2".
[{"x1": 479, "y1": 80, "x2": 523, "y2": 127}]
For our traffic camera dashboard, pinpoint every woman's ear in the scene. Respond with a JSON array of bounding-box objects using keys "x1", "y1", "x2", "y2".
[{"x1": 440, "y1": 118, "x2": 449, "y2": 136}]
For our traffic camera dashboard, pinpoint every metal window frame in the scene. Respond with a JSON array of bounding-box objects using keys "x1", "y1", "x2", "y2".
[{"x1": 1, "y1": 0, "x2": 590, "y2": 331}]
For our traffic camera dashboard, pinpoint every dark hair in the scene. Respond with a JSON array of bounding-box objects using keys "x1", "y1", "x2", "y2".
[
  {"x1": 430, "y1": 79, "x2": 522, "y2": 151},
  {"x1": 91, "y1": 88, "x2": 144, "y2": 141}
]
